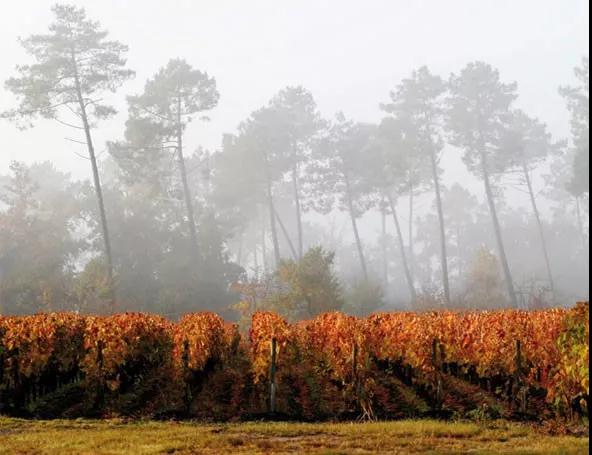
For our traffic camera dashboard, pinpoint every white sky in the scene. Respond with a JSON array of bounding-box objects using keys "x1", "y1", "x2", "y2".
[{"x1": 0, "y1": 0, "x2": 589, "y2": 199}]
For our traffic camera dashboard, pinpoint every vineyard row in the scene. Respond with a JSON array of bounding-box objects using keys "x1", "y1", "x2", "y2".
[{"x1": 0, "y1": 303, "x2": 588, "y2": 420}]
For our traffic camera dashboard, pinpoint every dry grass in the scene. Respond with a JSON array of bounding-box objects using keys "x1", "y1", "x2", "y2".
[{"x1": 0, "y1": 417, "x2": 588, "y2": 454}]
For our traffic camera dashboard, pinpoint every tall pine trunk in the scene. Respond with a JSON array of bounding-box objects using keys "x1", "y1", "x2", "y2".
[
  {"x1": 253, "y1": 239, "x2": 259, "y2": 276},
  {"x1": 575, "y1": 196, "x2": 589, "y2": 281},
  {"x1": 236, "y1": 232, "x2": 244, "y2": 267},
  {"x1": 266, "y1": 186, "x2": 281, "y2": 267},
  {"x1": 408, "y1": 183, "x2": 415, "y2": 282},
  {"x1": 176, "y1": 97, "x2": 200, "y2": 265},
  {"x1": 479, "y1": 146, "x2": 518, "y2": 307},
  {"x1": 381, "y1": 200, "x2": 388, "y2": 290},
  {"x1": 260, "y1": 210, "x2": 268, "y2": 274},
  {"x1": 274, "y1": 207, "x2": 298, "y2": 260},
  {"x1": 387, "y1": 194, "x2": 416, "y2": 304},
  {"x1": 456, "y1": 224, "x2": 463, "y2": 279},
  {"x1": 344, "y1": 173, "x2": 368, "y2": 281},
  {"x1": 73, "y1": 59, "x2": 115, "y2": 310},
  {"x1": 263, "y1": 159, "x2": 281, "y2": 267},
  {"x1": 430, "y1": 149, "x2": 451, "y2": 305},
  {"x1": 291, "y1": 165, "x2": 304, "y2": 259},
  {"x1": 522, "y1": 163, "x2": 555, "y2": 301},
  {"x1": 575, "y1": 196, "x2": 588, "y2": 252}
]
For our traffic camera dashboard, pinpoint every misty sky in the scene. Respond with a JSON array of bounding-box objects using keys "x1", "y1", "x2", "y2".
[{"x1": 0, "y1": 0, "x2": 589, "y2": 194}]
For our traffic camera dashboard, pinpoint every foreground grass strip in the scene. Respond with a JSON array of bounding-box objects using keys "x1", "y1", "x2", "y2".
[{"x1": 0, "y1": 417, "x2": 588, "y2": 454}]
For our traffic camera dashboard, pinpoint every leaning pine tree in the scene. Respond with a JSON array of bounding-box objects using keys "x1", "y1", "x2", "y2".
[
  {"x1": 309, "y1": 115, "x2": 375, "y2": 282},
  {"x1": 447, "y1": 62, "x2": 518, "y2": 307},
  {"x1": 371, "y1": 116, "x2": 418, "y2": 304},
  {"x1": 125, "y1": 59, "x2": 219, "y2": 265},
  {"x1": 381, "y1": 67, "x2": 451, "y2": 305},
  {"x1": 498, "y1": 110, "x2": 561, "y2": 303},
  {"x1": 3, "y1": 4, "x2": 135, "y2": 310}
]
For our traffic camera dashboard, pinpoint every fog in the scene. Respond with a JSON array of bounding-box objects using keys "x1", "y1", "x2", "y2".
[{"x1": 0, "y1": 1, "x2": 588, "y2": 318}]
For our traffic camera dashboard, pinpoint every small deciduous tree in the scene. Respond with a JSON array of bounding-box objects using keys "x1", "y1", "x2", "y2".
[
  {"x1": 343, "y1": 280, "x2": 385, "y2": 316},
  {"x1": 276, "y1": 246, "x2": 343, "y2": 318},
  {"x1": 232, "y1": 247, "x2": 343, "y2": 321},
  {"x1": 464, "y1": 247, "x2": 508, "y2": 310}
]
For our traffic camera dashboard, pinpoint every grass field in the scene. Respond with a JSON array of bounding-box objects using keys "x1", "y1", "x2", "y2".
[{"x1": 0, "y1": 417, "x2": 588, "y2": 454}]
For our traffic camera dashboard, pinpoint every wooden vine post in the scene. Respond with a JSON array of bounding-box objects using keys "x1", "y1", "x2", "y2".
[
  {"x1": 12, "y1": 348, "x2": 24, "y2": 409},
  {"x1": 270, "y1": 337, "x2": 277, "y2": 414},
  {"x1": 95, "y1": 339, "x2": 105, "y2": 410},
  {"x1": 352, "y1": 341, "x2": 359, "y2": 412},
  {"x1": 432, "y1": 338, "x2": 444, "y2": 410},
  {"x1": 515, "y1": 339, "x2": 527, "y2": 413},
  {"x1": 182, "y1": 339, "x2": 191, "y2": 414},
  {"x1": 0, "y1": 350, "x2": 3, "y2": 409},
  {"x1": 439, "y1": 343, "x2": 446, "y2": 374}
]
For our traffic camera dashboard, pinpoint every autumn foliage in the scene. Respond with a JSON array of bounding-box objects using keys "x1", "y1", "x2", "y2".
[
  {"x1": 0, "y1": 313, "x2": 84, "y2": 395},
  {"x1": 0, "y1": 303, "x2": 588, "y2": 420}
]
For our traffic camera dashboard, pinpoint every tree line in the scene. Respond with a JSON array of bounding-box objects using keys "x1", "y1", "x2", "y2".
[{"x1": 0, "y1": 4, "x2": 588, "y2": 318}]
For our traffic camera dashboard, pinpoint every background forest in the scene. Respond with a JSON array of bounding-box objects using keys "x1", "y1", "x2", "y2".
[{"x1": 0, "y1": 4, "x2": 588, "y2": 320}]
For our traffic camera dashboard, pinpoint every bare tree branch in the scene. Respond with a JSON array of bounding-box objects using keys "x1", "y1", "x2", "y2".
[
  {"x1": 54, "y1": 117, "x2": 84, "y2": 130},
  {"x1": 65, "y1": 137, "x2": 88, "y2": 145}
]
